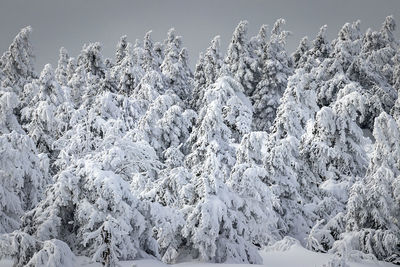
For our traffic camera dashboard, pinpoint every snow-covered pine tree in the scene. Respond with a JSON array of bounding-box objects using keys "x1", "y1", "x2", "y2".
[
  {"x1": 142, "y1": 31, "x2": 162, "y2": 72},
  {"x1": 0, "y1": 86, "x2": 49, "y2": 233},
  {"x1": 249, "y1": 24, "x2": 268, "y2": 63},
  {"x1": 313, "y1": 21, "x2": 362, "y2": 107},
  {"x1": 0, "y1": 26, "x2": 36, "y2": 91},
  {"x1": 132, "y1": 70, "x2": 164, "y2": 103},
  {"x1": 263, "y1": 67, "x2": 320, "y2": 241},
  {"x1": 116, "y1": 43, "x2": 145, "y2": 97},
  {"x1": 301, "y1": 90, "x2": 369, "y2": 206},
  {"x1": 55, "y1": 47, "x2": 70, "y2": 87},
  {"x1": 0, "y1": 87, "x2": 23, "y2": 134},
  {"x1": 66, "y1": 56, "x2": 76, "y2": 83},
  {"x1": 191, "y1": 36, "x2": 223, "y2": 111},
  {"x1": 0, "y1": 132, "x2": 48, "y2": 233},
  {"x1": 22, "y1": 133, "x2": 162, "y2": 265},
  {"x1": 302, "y1": 90, "x2": 370, "y2": 252},
  {"x1": 331, "y1": 112, "x2": 400, "y2": 263},
  {"x1": 54, "y1": 87, "x2": 146, "y2": 172},
  {"x1": 72, "y1": 42, "x2": 118, "y2": 107},
  {"x1": 0, "y1": 231, "x2": 76, "y2": 267},
  {"x1": 292, "y1": 37, "x2": 310, "y2": 69},
  {"x1": 21, "y1": 64, "x2": 65, "y2": 156},
  {"x1": 191, "y1": 75, "x2": 252, "y2": 145},
  {"x1": 77, "y1": 42, "x2": 106, "y2": 78},
  {"x1": 184, "y1": 135, "x2": 261, "y2": 263},
  {"x1": 133, "y1": 148, "x2": 193, "y2": 264},
  {"x1": 224, "y1": 20, "x2": 258, "y2": 96},
  {"x1": 182, "y1": 75, "x2": 266, "y2": 263},
  {"x1": 115, "y1": 35, "x2": 128, "y2": 65},
  {"x1": 309, "y1": 25, "x2": 331, "y2": 64},
  {"x1": 228, "y1": 134, "x2": 280, "y2": 248},
  {"x1": 346, "y1": 16, "x2": 399, "y2": 129},
  {"x1": 330, "y1": 21, "x2": 362, "y2": 73},
  {"x1": 161, "y1": 28, "x2": 193, "y2": 102},
  {"x1": 251, "y1": 18, "x2": 292, "y2": 132}
]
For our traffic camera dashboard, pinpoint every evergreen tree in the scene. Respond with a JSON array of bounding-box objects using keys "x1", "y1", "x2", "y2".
[
  {"x1": 292, "y1": 37, "x2": 310, "y2": 69},
  {"x1": 332, "y1": 112, "x2": 400, "y2": 263},
  {"x1": 115, "y1": 35, "x2": 128, "y2": 65},
  {"x1": 183, "y1": 76, "x2": 264, "y2": 263},
  {"x1": 115, "y1": 43, "x2": 144, "y2": 97},
  {"x1": 0, "y1": 26, "x2": 36, "y2": 90},
  {"x1": 0, "y1": 86, "x2": 49, "y2": 233},
  {"x1": 309, "y1": 25, "x2": 331, "y2": 63},
  {"x1": 21, "y1": 64, "x2": 65, "y2": 155},
  {"x1": 0, "y1": 231, "x2": 75, "y2": 267},
  {"x1": 161, "y1": 28, "x2": 193, "y2": 102},
  {"x1": 192, "y1": 36, "x2": 222, "y2": 111},
  {"x1": 22, "y1": 135, "x2": 162, "y2": 264},
  {"x1": 142, "y1": 31, "x2": 162, "y2": 72},
  {"x1": 346, "y1": 16, "x2": 399, "y2": 129},
  {"x1": 224, "y1": 20, "x2": 258, "y2": 96},
  {"x1": 301, "y1": 91, "x2": 369, "y2": 204},
  {"x1": 251, "y1": 18, "x2": 292, "y2": 131},
  {"x1": 55, "y1": 47, "x2": 70, "y2": 87},
  {"x1": 249, "y1": 24, "x2": 268, "y2": 63},
  {"x1": 304, "y1": 89, "x2": 370, "y2": 253},
  {"x1": 263, "y1": 68, "x2": 320, "y2": 241},
  {"x1": 0, "y1": 132, "x2": 48, "y2": 233},
  {"x1": 0, "y1": 87, "x2": 23, "y2": 134}
]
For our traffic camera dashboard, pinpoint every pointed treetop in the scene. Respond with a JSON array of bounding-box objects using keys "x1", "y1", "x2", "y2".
[
  {"x1": 272, "y1": 18, "x2": 286, "y2": 36},
  {"x1": 381, "y1": 15, "x2": 397, "y2": 45},
  {"x1": 134, "y1": 38, "x2": 141, "y2": 49},
  {"x1": 0, "y1": 25, "x2": 36, "y2": 87},
  {"x1": 310, "y1": 25, "x2": 330, "y2": 59},
  {"x1": 210, "y1": 35, "x2": 221, "y2": 52},
  {"x1": 338, "y1": 23, "x2": 352, "y2": 41},
  {"x1": 316, "y1": 25, "x2": 328, "y2": 40},
  {"x1": 298, "y1": 36, "x2": 310, "y2": 49},
  {"x1": 39, "y1": 64, "x2": 55, "y2": 87},
  {"x1": 59, "y1": 47, "x2": 69, "y2": 58},
  {"x1": 55, "y1": 47, "x2": 70, "y2": 86},
  {"x1": 382, "y1": 15, "x2": 396, "y2": 33},
  {"x1": 144, "y1": 30, "x2": 154, "y2": 49},
  {"x1": 258, "y1": 24, "x2": 269, "y2": 41},
  {"x1": 292, "y1": 36, "x2": 310, "y2": 67},
  {"x1": 116, "y1": 35, "x2": 128, "y2": 64},
  {"x1": 166, "y1": 28, "x2": 177, "y2": 43},
  {"x1": 143, "y1": 30, "x2": 160, "y2": 71},
  {"x1": 232, "y1": 20, "x2": 248, "y2": 42}
]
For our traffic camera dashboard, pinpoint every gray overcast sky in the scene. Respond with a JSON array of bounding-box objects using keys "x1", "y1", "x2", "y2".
[{"x1": 1, "y1": 0, "x2": 400, "y2": 70}]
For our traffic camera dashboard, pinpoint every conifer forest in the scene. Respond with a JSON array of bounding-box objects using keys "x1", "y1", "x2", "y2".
[{"x1": 0, "y1": 13, "x2": 400, "y2": 267}]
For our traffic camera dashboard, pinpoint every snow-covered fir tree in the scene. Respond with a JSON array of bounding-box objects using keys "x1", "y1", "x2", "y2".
[
  {"x1": 251, "y1": 18, "x2": 292, "y2": 132},
  {"x1": 263, "y1": 68, "x2": 320, "y2": 242},
  {"x1": 192, "y1": 36, "x2": 223, "y2": 111},
  {"x1": 330, "y1": 112, "x2": 400, "y2": 263},
  {"x1": 55, "y1": 47, "x2": 70, "y2": 87},
  {"x1": 224, "y1": 20, "x2": 258, "y2": 96},
  {"x1": 161, "y1": 28, "x2": 193, "y2": 102},
  {"x1": 0, "y1": 26, "x2": 36, "y2": 90}
]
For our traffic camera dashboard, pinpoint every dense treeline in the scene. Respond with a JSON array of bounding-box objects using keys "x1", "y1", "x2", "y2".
[{"x1": 0, "y1": 16, "x2": 399, "y2": 267}]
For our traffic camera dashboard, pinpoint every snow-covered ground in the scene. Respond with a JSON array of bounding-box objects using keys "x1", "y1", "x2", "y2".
[
  {"x1": 1, "y1": 241, "x2": 395, "y2": 267},
  {"x1": 83, "y1": 243, "x2": 397, "y2": 267}
]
